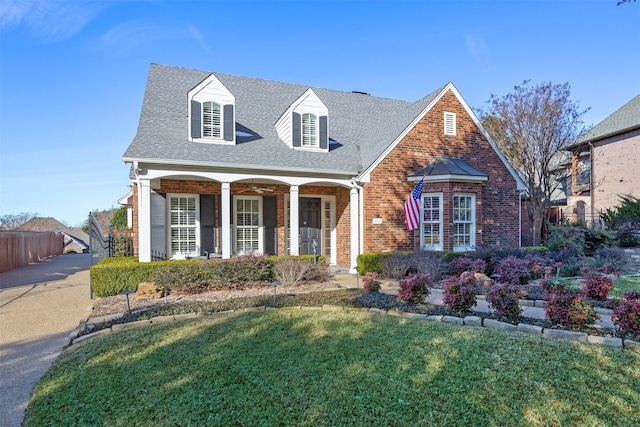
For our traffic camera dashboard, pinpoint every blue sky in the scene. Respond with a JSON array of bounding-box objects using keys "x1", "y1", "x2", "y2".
[{"x1": 1, "y1": 0, "x2": 639, "y2": 227}]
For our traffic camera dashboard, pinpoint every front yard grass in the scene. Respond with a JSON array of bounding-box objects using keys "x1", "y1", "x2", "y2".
[
  {"x1": 561, "y1": 275, "x2": 640, "y2": 299},
  {"x1": 25, "y1": 310, "x2": 639, "y2": 426}
]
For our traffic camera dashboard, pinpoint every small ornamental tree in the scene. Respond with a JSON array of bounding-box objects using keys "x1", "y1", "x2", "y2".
[
  {"x1": 580, "y1": 267, "x2": 614, "y2": 300},
  {"x1": 397, "y1": 274, "x2": 430, "y2": 304},
  {"x1": 545, "y1": 285, "x2": 597, "y2": 329},
  {"x1": 611, "y1": 291, "x2": 640, "y2": 338},
  {"x1": 486, "y1": 283, "x2": 526, "y2": 320},
  {"x1": 442, "y1": 271, "x2": 477, "y2": 313},
  {"x1": 362, "y1": 272, "x2": 381, "y2": 293}
]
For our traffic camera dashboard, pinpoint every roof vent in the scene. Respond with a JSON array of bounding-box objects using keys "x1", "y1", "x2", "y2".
[{"x1": 351, "y1": 91, "x2": 370, "y2": 96}]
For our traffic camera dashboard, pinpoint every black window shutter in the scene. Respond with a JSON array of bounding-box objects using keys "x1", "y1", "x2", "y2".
[
  {"x1": 263, "y1": 196, "x2": 277, "y2": 255},
  {"x1": 292, "y1": 112, "x2": 301, "y2": 147},
  {"x1": 200, "y1": 194, "x2": 215, "y2": 256},
  {"x1": 150, "y1": 192, "x2": 167, "y2": 260},
  {"x1": 319, "y1": 115, "x2": 328, "y2": 150},
  {"x1": 223, "y1": 104, "x2": 234, "y2": 141},
  {"x1": 191, "y1": 100, "x2": 201, "y2": 139}
]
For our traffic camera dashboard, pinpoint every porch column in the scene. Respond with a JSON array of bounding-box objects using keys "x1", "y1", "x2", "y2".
[
  {"x1": 289, "y1": 185, "x2": 299, "y2": 256},
  {"x1": 350, "y1": 187, "x2": 359, "y2": 272},
  {"x1": 138, "y1": 180, "x2": 152, "y2": 262},
  {"x1": 221, "y1": 182, "x2": 231, "y2": 259}
]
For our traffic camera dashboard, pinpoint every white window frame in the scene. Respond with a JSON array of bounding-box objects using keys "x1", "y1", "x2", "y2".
[
  {"x1": 202, "y1": 101, "x2": 222, "y2": 139},
  {"x1": 453, "y1": 193, "x2": 476, "y2": 252},
  {"x1": 421, "y1": 193, "x2": 443, "y2": 251},
  {"x1": 168, "y1": 194, "x2": 200, "y2": 259},
  {"x1": 302, "y1": 113, "x2": 318, "y2": 147},
  {"x1": 444, "y1": 112, "x2": 456, "y2": 136},
  {"x1": 234, "y1": 196, "x2": 263, "y2": 255}
]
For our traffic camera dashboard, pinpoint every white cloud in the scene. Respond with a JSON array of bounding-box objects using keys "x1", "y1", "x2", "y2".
[
  {"x1": 465, "y1": 33, "x2": 493, "y2": 73},
  {"x1": 98, "y1": 18, "x2": 209, "y2": 55},
  {"x1": 0, "y1": 0, "x2": 106, "y2": 41}
]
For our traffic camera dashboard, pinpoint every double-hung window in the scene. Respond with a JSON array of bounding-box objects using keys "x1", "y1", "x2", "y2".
[
  {"x1": 169, "y1": 195, "x2": 198, "y2": 258},
  {"x1": 421, "y1": 193, "x2": 443, "y2": 251},
  {"x1": 203, "y1": 102, "x2": 222, "y2": 138},
  {"x1": 235, "y1": 197, "x2": 262, "y2": 254},
  {"x1": 453, "y1": 194, "x2": 475, "y2": 251},
  {"x1": 302, "y1": 113, "x2": 318, "y2": 147}
]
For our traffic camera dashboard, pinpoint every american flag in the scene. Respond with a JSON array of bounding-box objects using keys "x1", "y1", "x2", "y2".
[{"x1": 404, "y1": 180, "x2": 423, "y2": 231}]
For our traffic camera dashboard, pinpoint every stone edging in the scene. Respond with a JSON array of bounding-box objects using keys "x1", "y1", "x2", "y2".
[{"x1": 68, "y1": 305, "x2": 640, "y2": 354}]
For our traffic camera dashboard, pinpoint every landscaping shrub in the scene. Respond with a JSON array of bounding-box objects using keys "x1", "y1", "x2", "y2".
[
  {"x1": 356, "y1": 252, "x2": 388, "y2": 275},
  {"x1": 547, "y1": 225, "x2": 586, "y2": 257},
  {"x1": 472, "y1": 247, "x2": 522, "y2": 276},
  {"x1": 448, "y1": 257, "x2": 487, "y2": 276},
  {"x1": 495, "y1": 256, "x2": 530, "y2": 285},
  {"x1": 442, "y1": 271, "x2": 477, "y2": 313},
  {"x1": 545, "y1": 285, "x2": 597, "y2": 329},
  {"x1": 397, "y1": 274, "x2": 430, "y2": 304},
  {"x1": 273, "y1": 258, "x2": 315, "y2": 287},
  {"x1": 580, "y1": 267, "x2": 614, "y2": 300},
  {"x1": 381, "y1": 252, "x2": 412, "y2": 279},
  {"x1": 611, "y1": 291, "x2": 640, "y2": 339},
  {"x1": 91, "y1": 257, "x2": 170, "y2": 297},
  {"x1": 523, "y1": 252, "x2": 550, "y2": 279},
  {"x1": 591, "y1": 247, "x2": 627, "y2": 274},
  {"x1": 486, "y1": 283, "x2": 525, "y2": 320},
  {"x1": 601, "y1": 195, "x2": 640, "y2": 246},
  {"x1": 362, "y1": 272, "x2": 381, "y2": 293},
  {"x1": 520, "y1": 246, "x2": 549, "y2": 256},
  {"x1": 410, "y1": 250, "x2": 448, "y2": 281},
  {"x1": 583, "y1": 228, "x2": 614, "y2": 256},
  {"x1": 547, "y1": 247, "x2": 583, "y2": 277}
]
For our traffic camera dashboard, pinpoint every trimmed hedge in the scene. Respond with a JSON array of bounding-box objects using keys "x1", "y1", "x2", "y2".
[{"x1": 90, "y1": 257, "x2": 177, "y2": 297}]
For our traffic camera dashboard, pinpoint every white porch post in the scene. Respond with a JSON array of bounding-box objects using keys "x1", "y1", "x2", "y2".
[
  {"x1": 138, "y1": 180, "x2": 152, "y2": 262},
  {"x1": 350, "y1": 187, "x2": 359, "y2": 272},
  {"x1": 221, "y1": 182, "x2": 231, "y2": 259},
  {"x1": 289, "y1": 185, "x2": 299, "y2": 256}
]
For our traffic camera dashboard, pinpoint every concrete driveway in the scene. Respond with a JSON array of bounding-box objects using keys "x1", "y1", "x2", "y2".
[{"x1": 0, "y1": 253, "x2": 93, "y2": 427}]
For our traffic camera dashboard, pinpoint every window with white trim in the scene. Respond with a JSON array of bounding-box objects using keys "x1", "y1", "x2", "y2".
[
  {"x1": 302, "y1": 113, "x2": 318, "y2": 147},
  {"x1": 169, "y1": 195, "x2": 198, "y2": 258},
  {"x1": 453, "y1": 194, "x2": 475, "y2": 251},
  {"x1": 421, "y1": 193, "x2": 443, "y2": 251},
  {"x1": 235, "y1": 197, "x2": 262, "y2": 254},
  {"x1": 203, "y1": 101, "x2": 222, "y2": 138},
  {"x1": 444, "y1": 112, "x2": 456, "y2": 136}
]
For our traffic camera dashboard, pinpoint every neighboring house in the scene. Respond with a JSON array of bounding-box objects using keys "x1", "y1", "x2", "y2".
[
  {"x1": 17, "y1": 217, "x2": 89, "y2": 254},
  {"x1": 123, "y1": 64, "x2": 525, "y2": 270},
  {"x1": 562, "y1": 94, "x2": 640, "y2": 226}
]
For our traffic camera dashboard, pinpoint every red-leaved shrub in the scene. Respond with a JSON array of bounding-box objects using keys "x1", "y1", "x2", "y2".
[
  {"x1": 545, "y1": 285, "x2": 597, "y2": 329},
  {"x1": 362, "y1": 272, "x2": 381, "y2": 293},
  {"x1": 486, "y1": 283, "x2": 526, "y2": 320},
  {"x1": 448, "y1": 257, "x2": 487, "y2": 276},
  {"x1": 495, "y1": 256, "x2": 530, "y2": 285},
  {"x1": 611, "y1": 292, "x2": 640, "y2": 338},
  {"x1": 442, "y1": 271, "x2": 477, "y2": 313},
  {"x1": 397, "y1": 274, "x2": 430, "y2": 304},
  {"x1": 580, "y1": 267, "x2": 614, "y2": 300}
]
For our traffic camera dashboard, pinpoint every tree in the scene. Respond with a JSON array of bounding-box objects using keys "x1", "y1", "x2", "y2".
[
  {"x1": 478, "y1": 80, "x2": 589, "y2": 246},
  {"x1": 110, "y1": 206, "x2": 129, "y2": 230},
  {"x1": 0, "y1": 212, "x2": 39, "y2": 229}
]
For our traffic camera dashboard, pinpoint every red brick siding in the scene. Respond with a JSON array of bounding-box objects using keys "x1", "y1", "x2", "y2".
[{"x1": 364, "y1": 89, "x2": 520, "y2": 253}]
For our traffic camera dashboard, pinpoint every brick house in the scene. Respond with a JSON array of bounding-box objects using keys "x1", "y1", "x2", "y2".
[
  {"x1": 562, "y1": 94, "x2": 640, "y2": 226},
  {"x1": 122, "y1": 64, "x2": 525, "y2": 270}
]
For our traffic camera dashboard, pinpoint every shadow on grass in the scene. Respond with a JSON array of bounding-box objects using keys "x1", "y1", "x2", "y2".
[{"x1": 24, "y1": 311, "x2": 640, "y2": 426}]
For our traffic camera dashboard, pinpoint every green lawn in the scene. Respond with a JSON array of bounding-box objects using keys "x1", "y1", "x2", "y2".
[
  {"x1": 561, "y1": 275, "x2": 640, "y2": 298},
  {"x1": 25, "y1": 310, "x2": 639, "y2": 426}
]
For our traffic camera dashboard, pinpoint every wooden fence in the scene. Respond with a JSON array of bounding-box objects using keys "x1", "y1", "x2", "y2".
[{"x1": 0, "y1": 231, "x2": 64, "y2": 273}]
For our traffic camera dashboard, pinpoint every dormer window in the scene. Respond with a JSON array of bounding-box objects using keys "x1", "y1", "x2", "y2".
[
  {"x1": 302, "y1": 113, "x2": 318, "y2": 147},
  {"x1": 203, "y1": 102, "x2": 222, "y2": 138}
]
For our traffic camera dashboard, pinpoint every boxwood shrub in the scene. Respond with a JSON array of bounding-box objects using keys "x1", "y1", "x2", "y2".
[{"x1": 90, "y1": 257, "x2": 175, "y2": 297}]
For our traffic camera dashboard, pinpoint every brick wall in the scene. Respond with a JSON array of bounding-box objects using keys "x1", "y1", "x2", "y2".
[{"x1": 363, "y1": 89, "x2": 520, "y2": 253}]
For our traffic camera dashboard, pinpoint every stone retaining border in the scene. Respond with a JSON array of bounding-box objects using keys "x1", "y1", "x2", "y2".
[{"x1": 70, "y1": 306, "x2": 640, "y2": 354}]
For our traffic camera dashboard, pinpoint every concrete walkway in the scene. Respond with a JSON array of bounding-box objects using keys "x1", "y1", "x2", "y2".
[{"x1": 0, "y1": 253, "x2": 93, "y2": 427}]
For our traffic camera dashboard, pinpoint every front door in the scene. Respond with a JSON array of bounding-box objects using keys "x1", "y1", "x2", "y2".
[{"x1": 299, "y1": 197, "x2": 321, "y2": 255}]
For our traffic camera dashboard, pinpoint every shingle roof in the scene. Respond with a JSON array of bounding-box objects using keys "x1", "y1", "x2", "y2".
[
  {"x1": 409, "y1": 156, "x2": 488, "y2": 179},
  {"x1": 16, "y1": 217, "x2": 89, "y2": 243},
  {"x1": 576, "y1": 93, "x2": 640, "y2": 144},
  {"x1": 123, "y1": 64, "x2": 445, "y2": 176}
]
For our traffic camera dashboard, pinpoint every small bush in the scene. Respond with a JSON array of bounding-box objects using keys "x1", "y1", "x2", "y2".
[
  {"x1": 448, "y1": 257, "x2": 487, "y2": 276},
  {"x1": 495, "y1": 256, "x2": 530, "y2": 285},
  {"x1": 442, "y1": 271, "x2": 477, "y2": 313},
  {"x1": 410, "y1": 250, "x2": 448, "y2": 281},
  {"x1": 592, "y1": 247, "x2": 627, "y2": 274},
  {"x1": 362, "y1": 272, "x2": 381, "y2": 293},
  {"x1": 611, "y1": 293, "x2": 640, "y2": 338},
  {"x1": 356, "y1": 252, "x2": 388, "y2": 275},
  {"x1": 382, "y1": 252, "x2": 412, "y2": 279},
  {"x1": 273, "y1": 258, "x2": 315, "y2": 287},
  {"x1": 580, "y1": 267, "x2": 614, "y2": 300},
  {"x1": 91, "y1": 257, "x2": 170, "y2": 297},
  {"x1": 547, "y1": 225, "x2": 586, "y2": 257},
  {"x1": 486, "y1": 283, "x2": 525, "y2": 320},
  {"x1": 545, "y1": 285, "x2": 597, "y2": 329},
  {"x1": 521, "y1": 246, "x2": 549, "y2": 256},
  {"x1": 397, "y1": 274, "x2": 430, "y2": 304}
]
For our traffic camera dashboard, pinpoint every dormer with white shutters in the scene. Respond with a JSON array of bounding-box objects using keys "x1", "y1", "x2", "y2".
[
  {"x1": 275, "y1": 88, "x2": 329, "y2": 151},
  {"x1": 188, "y1": 74, "x2": 236, "y2": 144}
]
